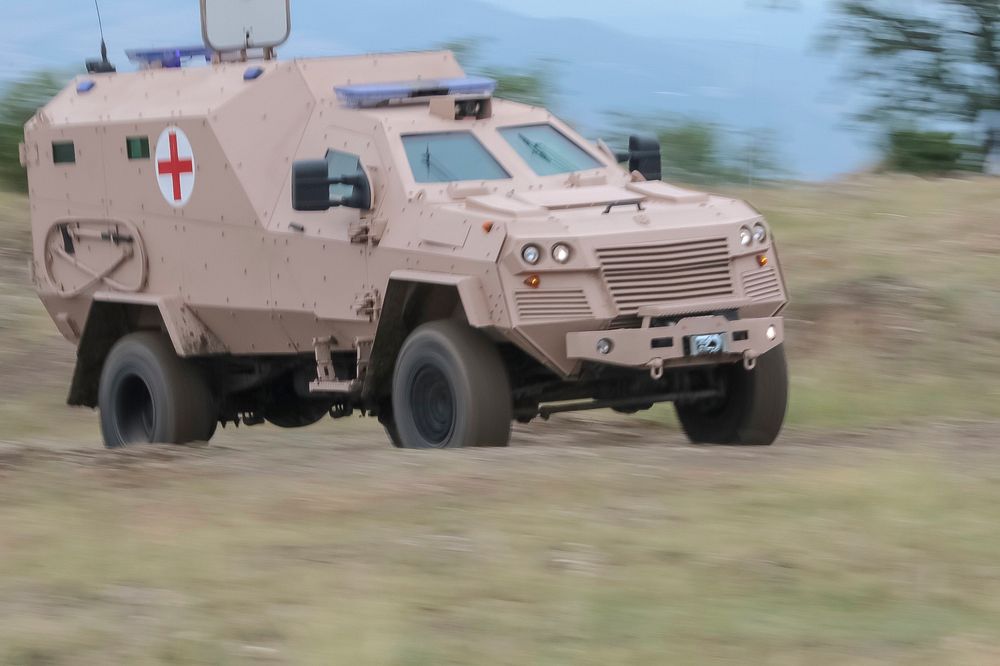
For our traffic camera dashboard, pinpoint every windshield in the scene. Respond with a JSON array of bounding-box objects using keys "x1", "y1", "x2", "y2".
[
  {"x1": 403, "y1": 132, "x2": 510, "y2": 183},
  {"x1": 500, "y1": 124, "x2": 603, "y2": 176}
]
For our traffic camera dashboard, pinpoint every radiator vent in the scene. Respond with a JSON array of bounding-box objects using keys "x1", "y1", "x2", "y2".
[
  {"x1": 742, "y1": 267, "x2": 782, "y2": 302},
  {"x1": 597, "y1": 238, "x2": 733, "y2": 315},
  {"x1": 515, "y1": 289, "x2": 593, "y2": 321}
]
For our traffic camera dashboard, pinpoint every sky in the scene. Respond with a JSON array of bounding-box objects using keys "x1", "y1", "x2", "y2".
[
  {"x1": 1, "y1": 0, "x2": 863, "y2": 179},
  {"x1": 1, "y1": 0, "x2": 831, "y2": 78}
]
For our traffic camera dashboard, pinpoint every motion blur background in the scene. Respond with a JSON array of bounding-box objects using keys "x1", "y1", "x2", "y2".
[{"x1": 1, "y1": 1, "x2": 999, "y2": 664}]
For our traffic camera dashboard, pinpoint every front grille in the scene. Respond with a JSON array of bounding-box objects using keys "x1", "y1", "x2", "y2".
[
  {"x1": 515, "y1": 289, "x2": 593, "y2": 321},
  {"x1": 596, "y1": 238, "x2": 733, "y2": 315},
  {"x1": 742, "y1": 267, "x2": 782, "y2": 302}
]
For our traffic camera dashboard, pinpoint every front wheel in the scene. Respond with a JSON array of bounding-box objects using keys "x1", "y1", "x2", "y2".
[
  {"x1": 98, "y1": 332, "x2": 217, "y2": 448},
  {"x1": 675, "y1": 345, "x2": 788, "y2": 446},
  {"x1": 389, "y1": 321, "x2": 512, "y2": 449}
]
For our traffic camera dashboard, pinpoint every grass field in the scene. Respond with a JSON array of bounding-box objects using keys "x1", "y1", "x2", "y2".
[{"x1": 1, "y1": 178, "x2": 1000, "y2": 664}]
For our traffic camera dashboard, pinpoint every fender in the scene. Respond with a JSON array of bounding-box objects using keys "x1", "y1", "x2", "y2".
[
  {"x1": 68, "y1": 294, "x2": 228, "y2": 407},
  {"x1": 362, "y1": 271, "x2": 498, "y2": 402}
]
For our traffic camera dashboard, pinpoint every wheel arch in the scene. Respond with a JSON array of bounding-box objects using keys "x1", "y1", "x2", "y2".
[
  {"x1": 363, "y1": 272, "x2": 497, "y2": 404},
  {"x1": 68, "y1": 295, "x2": 227, "y2": 407}
]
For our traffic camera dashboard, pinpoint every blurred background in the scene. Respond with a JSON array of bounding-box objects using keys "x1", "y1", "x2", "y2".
[{"x1": 1, "y1": 1, "x2": 999, "y2": 664}]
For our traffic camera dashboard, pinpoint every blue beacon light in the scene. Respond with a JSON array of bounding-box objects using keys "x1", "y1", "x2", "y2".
[
  {"x1": 335, "y1": 76, "x2": 497, "y2": 108},
  {"x1": 125, "y1": 47, "x2": 213, "y2": 69}
]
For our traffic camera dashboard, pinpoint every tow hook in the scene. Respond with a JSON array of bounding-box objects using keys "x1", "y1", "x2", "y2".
[
  {"x1": 647, "y1": 358, "x2": 665, "y2": 380},
  {"x1": 743, "y1": 352, "x2": 758, "y2": 371}
]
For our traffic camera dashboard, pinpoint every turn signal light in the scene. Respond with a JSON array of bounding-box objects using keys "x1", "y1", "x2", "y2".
[
  {"x1": 482, "y1": 221, "x2": 494, "y2": 233},
  {"x1": 757, "y1": 255, "x2": 769, "y2": 267},
  {"x1": 524, "y1": 275, "x2": 541, "y2": 289}
]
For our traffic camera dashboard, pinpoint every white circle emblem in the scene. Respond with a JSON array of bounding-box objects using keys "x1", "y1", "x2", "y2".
[{"x1": 155, "y1": 126, "x2": 196, "y2": 207}]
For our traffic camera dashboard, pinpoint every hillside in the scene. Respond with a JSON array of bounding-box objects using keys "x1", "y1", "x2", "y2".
[{"x1": 2, "y1": 178, "x2": 1000, "y2": 662}]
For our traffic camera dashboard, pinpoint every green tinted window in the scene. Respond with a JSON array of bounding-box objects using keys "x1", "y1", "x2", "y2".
[
  {"x1": 500, "y1": 124, "x2": 602, "y2": 176},
  {"x1": 403, "y1": 132, "x2": 510, "y2": 183},
  {"x1": 126, "y1": 136, "x2": 150, "y2": 160},
  {"x1": 52, "y1": 142, "x2": 75, "y2": 165}
]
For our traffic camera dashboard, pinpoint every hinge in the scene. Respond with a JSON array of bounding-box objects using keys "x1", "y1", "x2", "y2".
[
  {"x1": 353, "y1": 290, "x2": 381, "y2": 321},
  {"x1": 349, "y1": 217, "x2": 388, "y2": 245},
  {"x1": 348, "y1": 221, "x2": 369, "y2": 244}
]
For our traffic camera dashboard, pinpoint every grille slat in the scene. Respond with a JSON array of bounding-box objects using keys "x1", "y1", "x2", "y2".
[
  {"x1": 742, "y1": 267, "x2": 782, "y2": 302},
  {"x1": 597, "y1": 238, "x2": 734, "y2": 314},
  {"x1": 515, "y1": 290, "x2": 593, "y2": 321}
]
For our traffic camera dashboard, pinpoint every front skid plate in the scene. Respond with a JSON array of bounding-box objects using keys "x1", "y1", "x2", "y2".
[{"x1": 566, "y1": 315, "x2": 783, "y2": 369}]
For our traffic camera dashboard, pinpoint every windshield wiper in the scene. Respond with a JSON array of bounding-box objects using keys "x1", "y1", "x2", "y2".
[
  {"x1": 519, "y1": 133, "x2": 575, "y2": 171},
  {"x1": 519, "y1": 133, "x2": 554, "y2": 163},
  {"x1": 422, "y1": 144, "x2": 457, "y2": 181}
]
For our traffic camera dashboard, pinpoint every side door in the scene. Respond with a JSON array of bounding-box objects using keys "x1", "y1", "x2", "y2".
[{"x1": 270, "y1": 135, "x2": 383, "y2": 353}]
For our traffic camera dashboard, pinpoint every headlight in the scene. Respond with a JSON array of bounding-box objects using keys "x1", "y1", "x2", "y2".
[
  {"x1": 752, "y1": 223, "x2": 768, "y2": 244},
  {"x1": 552, "y1": 243, "x2": 572, "y2": 264},
  {"x1": 739, "y1": 227, "x2": 753, "y2": 247},
  {"x1": 521, "y1": 244, "x2": 542, "y2": 265}
]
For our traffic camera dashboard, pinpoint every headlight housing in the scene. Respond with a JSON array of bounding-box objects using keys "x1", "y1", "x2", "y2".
[
  {"x1": 752, "y1": 223, "x2": 768, "y2": 244},
  {"x1": 552, "y1": 243, "x2": 572, "y2": 264},
  {"x1": 739, "y1": 227, "x2": 753, "y2": 247},
  {"x1": 521, "y1": 244, "x2": 542, "y2": 265}
]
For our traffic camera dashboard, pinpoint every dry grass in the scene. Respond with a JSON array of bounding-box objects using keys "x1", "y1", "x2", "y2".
[
  {"x1": 1, "y1": 178, "x2": 1000, "y2": 664},
  {"x1": 699, "y1": 175, "x2": 1000, "y2": 427},
  {"x1": 2, "y1": 422, "x2": 1000, "y2": 665}
]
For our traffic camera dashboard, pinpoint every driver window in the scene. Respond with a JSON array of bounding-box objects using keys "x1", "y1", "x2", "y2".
[{"x1": 325, "y1": 149, "x2": 362, "y2": 199}]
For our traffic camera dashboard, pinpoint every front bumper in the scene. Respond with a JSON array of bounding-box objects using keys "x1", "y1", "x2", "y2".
[{"x1": 567, "y1": 314, "x2": 784, "y2": 371}]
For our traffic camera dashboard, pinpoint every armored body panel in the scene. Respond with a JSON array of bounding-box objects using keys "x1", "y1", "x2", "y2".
[{"x1": 25, "y1": 48, "x2": 789, "y2": 449}]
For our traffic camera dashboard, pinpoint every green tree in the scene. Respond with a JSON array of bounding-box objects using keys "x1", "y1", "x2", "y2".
[
  {"x1": 607, "y1": 114, "x2": 785, "y2": 185},
  {"x1": 440, "y1": 39, "x2": 556, "y2": 108},
  {"x1": 883, "y1": 129, "x2": 970, "y2": 173},
  {"x1": 0, "y1": 71, "x2": 66, "y2": 192},
  {"x1": 826, "y1": 2, "x2": 999, "y2": 131}
]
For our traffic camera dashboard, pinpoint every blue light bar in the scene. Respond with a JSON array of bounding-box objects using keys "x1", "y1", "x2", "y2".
[
  {"x1": 335, "y1": 76, "x2": 497, "y2": 108},
  {"x1": 77, "y1": 80, "x2": 96, "y2": 94},
  {"x1": 125, "y1": 46, "x2": 213, "y2": 69}
]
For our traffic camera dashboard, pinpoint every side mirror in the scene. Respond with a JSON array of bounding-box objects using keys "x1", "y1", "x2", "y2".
[
  {"x1": 292, "y1": 160, "x2": 373, "y2": 212},
  {"x1": 615, "y1": 135, "x2": 662, "y2": 182}
]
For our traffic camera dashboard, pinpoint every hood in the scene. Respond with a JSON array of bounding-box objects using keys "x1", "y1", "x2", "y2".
[{"x1": 463, "y1": 182, "x2": 709, "y2": 219}]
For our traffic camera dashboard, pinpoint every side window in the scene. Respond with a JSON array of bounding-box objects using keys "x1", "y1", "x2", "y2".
[
  {"x1": 126, "y1": 136, "x2": 150, "y2": 160},
  {"x1": 52, "y1": 141, "x2": 76, "y2": 165},
  {"x1": 326, "y1": 150, "x2": 362, "y2": 200}
]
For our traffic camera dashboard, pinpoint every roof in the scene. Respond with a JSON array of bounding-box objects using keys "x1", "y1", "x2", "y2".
[{"x1": 38, "y1": 51, "x2": 466, "y2": 127}]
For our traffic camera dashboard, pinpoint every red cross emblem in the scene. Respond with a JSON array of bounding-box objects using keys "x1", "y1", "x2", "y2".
[{"x1": 155, "y1": 127, "x2": 196, "y2": 207}]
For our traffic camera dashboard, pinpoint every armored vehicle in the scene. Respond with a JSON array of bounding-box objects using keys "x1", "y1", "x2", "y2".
[{"x1": 22, "y1": 1, "x2": 788, "y2": 449}]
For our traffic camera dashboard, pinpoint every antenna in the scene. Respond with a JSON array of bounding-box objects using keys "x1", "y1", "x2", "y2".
[{"x1": 86, "y1": 0, "x2": 117, "y2": 74}]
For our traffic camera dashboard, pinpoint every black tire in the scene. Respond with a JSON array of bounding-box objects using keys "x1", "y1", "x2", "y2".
[
  {"x1": 675, "y1": 345, "x2": 788, "y2": 446},
  {"x1": 390, "y1": 321, "x2": 512, "y2": 449},
  {"x1": 379, "y1": 409, "x2": 404, "y2": 449},
  {"x1": 98, "y1": 332, "x2": 217, "y2": 448}
]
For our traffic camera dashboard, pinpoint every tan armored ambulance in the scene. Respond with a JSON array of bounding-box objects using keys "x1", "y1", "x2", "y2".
[{"x1": 21, "y1": 1, "x2": 788, "y2": 449}]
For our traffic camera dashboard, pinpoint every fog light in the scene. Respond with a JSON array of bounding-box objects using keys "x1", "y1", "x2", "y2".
[
  {"x1": 766, "y1": 326, "x2": 777, "y2": 341},
  {"x1": 597, "y1": 338, "x2": 614, "y2": 355}
]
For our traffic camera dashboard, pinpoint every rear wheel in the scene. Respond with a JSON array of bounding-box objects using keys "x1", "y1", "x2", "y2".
[
  {"x1": 98, "y1": 332, "x2": 217, "y2": 448},
  {"x1": 675, "y1": 345, "x2": 788, "y2": 446},
  {"x1": 390, "y1": 321, "x2": 512, "y2": 449}
]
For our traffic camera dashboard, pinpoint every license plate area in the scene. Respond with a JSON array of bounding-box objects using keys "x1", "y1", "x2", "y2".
[{"x1": 688, "y1": 333, "x2": 726, "y2": 357}]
